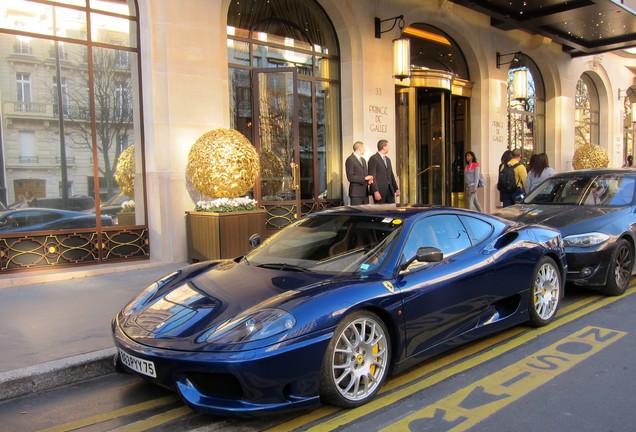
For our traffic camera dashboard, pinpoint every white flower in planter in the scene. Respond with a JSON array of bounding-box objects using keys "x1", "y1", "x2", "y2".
[{"x1": 194, "y1": 196, "x2": 257, "y2": 213}]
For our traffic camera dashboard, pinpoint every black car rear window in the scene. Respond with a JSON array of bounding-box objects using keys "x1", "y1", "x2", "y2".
[{"x1": 524, "y1": 174, "x2": 635, "y2": 206}]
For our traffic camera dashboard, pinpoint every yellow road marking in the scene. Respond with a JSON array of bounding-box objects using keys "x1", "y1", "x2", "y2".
[
  {"x1": 266, "y1": 295, "x2": 602, "y2": 432},
  {"x1": 38, "y1": 395, "x2": 179, "y2": 432},
  {"x1": 383, "y1": 326, "x2": 626, "y2": 431},
  {"x1": 296, "y1": 289, "x2": 635, "y2": 432},
  {"x1": 40, "y1": 285, "x2": 632, "y2": 432},
  {"x1": 112, "y1": 406, "x2": 192, "y2": 431}
]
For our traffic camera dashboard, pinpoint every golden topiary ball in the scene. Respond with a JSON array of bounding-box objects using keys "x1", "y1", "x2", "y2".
[
  {"x1": 115, "y1": 145, "x2": 135, "y2": 197},
  {"x1": 186, "y1": 128, "x2": 260, "y2": 198},
  {"x1": 572, "y1": 143, "x2": 609, "y2": 169},
  {"x1": 260, "y1": 148, "x2": 285, "y2": 197}
]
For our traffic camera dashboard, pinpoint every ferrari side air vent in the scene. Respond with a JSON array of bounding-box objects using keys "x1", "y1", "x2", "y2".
[{"x1": 493, "y1": 232, "x2": 518, "y2": 249}]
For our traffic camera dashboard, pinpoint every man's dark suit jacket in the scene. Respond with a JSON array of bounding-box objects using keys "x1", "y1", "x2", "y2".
[
  {"x1": 368, "y1": 152, "x2": 398, "y2": 204},
  {"x1": 345, "y1": 153, "x2": 369, "y2": 205}
]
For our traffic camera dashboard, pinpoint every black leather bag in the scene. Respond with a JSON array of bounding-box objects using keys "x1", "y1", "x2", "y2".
[{"x1": 513, "y1": 187, "x2": 525, "y2": 203}]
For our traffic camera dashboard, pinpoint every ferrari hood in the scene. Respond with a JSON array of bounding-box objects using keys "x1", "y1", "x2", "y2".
[
  {"x1": 495, "y1": 204, "x2": 621, "y2": 232},
  {"x1": 118, "y1": 261, "x2": 334, "y2": 349}
]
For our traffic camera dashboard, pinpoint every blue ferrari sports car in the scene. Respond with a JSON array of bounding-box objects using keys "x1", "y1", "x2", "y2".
[{"x1": 112, "y1": 205, "x2": 566, "y2": 415}]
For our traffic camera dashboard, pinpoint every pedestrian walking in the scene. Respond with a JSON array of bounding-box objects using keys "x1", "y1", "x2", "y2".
[{"x1": 464, "y1": 151, "x2": 483, "y2": 212}]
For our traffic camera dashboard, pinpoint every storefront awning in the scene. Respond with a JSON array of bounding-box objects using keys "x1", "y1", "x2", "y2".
[{"x1": 449, "y1": 0, "x2": 636, "y2": 57}]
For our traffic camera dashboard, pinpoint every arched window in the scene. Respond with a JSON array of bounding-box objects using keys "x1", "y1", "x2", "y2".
[
  {"x1": 575, "y1": 74, "x2": 600, "y2": 147},
  {"x1": 0, "y1": 1, "x2": 148, "y2": 271},
  {"x1": 227, "y1": 0, "x2": 341, "y2": 232},
  {"x1": 507, "y1": 54, "x2": 545, "y2": 162},
  {"x1": 622, "y1": 87, "x2": 636, "y2": 163},
  {"x1": 407, "y1": 23, "x2": 469, "y2": 80}
]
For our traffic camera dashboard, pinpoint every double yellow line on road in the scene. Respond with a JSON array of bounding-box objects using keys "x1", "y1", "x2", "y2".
[
  {"x1": 269, "y1": 285, "x2": 635, "y2": 432},
  {"x1": 40, "y1": 283, "x2": 634, "y2": 432}
]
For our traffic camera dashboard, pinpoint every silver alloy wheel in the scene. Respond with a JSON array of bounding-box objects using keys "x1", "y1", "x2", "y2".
[
  {"x1": 330, "y1": 315, "x2": 389, "y2": 402},
  {"x1": 533, "y1": 260, "x2": 560, "y2": 320}
]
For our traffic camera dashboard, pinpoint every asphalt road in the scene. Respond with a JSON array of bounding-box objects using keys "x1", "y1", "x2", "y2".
[{"x1": 1, "y1": 281, "x2": 635, "y2": 432}]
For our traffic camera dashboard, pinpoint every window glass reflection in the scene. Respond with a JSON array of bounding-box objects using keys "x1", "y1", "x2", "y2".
[
  {"x1": 506, "y1": 54, "x2": 545, "y2": 160},
  {"x1": 0, "y1": 1, "x2": 88, "y2": 41},
  {"x1": 90, "y1": 12, "x2": 136, "y2": 48},
  {"x1": 0, "y1": 1, "x2": 143, "y2": 230},
  {"x1": 90, "y1": 0, "x2": 136, "y2": 17}
]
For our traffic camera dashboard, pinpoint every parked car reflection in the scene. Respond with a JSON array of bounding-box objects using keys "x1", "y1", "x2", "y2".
[
  {"x1": 99, "y1": 192, "x2": 132, "y2": 218},
  {"x1": 494, "y1": 168, "x2": 636, "y2": 296},
  {"x1": 0, "y1": 208, "x2": 113, "y2": 232}
]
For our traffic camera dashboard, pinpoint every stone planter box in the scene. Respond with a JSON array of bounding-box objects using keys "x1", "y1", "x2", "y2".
[
  {"x1": 116, "y1": 212, "x2": 136, "y2": 226},
  {"x1": 185, "y1": 209, "x2": 266, "y2": 262}
]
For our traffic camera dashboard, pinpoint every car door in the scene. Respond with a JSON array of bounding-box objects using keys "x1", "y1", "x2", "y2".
[{"x1": 398, "y1": 214, "x2": 496, "y2": 358}]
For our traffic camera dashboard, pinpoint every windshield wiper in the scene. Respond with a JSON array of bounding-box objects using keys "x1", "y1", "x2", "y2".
[{"x1": 256, "y1": 263, "x2": 311, "y2": 272}]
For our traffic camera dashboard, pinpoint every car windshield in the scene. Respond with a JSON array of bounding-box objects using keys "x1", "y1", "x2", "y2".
[
  {"x1": 524, "y1": 174, "x2": 635, "y2": 207},
  {"x1": 245, "y1": 214, "x2": 403, "y2": 274}
]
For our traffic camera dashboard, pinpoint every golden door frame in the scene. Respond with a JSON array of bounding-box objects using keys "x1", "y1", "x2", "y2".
[{"x1": 396, "y1": 69, "x2": 473, "y2": 207}]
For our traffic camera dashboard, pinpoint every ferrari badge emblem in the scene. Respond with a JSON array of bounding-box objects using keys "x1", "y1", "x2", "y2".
[{"x1": 383, "y1": 281, "x2": 394, "y2": 293}]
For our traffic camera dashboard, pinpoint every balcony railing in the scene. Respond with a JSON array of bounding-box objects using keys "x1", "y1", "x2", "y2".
[
  {"x1": 54, "y1": 104, "x2": 91, "y2": 120},
  {"x1": 19, "y1": 156, "x2": 39, "y2": 163},
  {"x1": 13, "y1": 44, "x2": 32, "y2": 55},
  {"x1": 49, "y1": 48, "x2": 68, "y2": 60},
  {"x1": 56, "y1": 155, "x2": 76, "y2": 164},
  {"x1": 8, "y1": 101, "x2": 130, "y2": 124},
  {"x1": 14, "y1": 101, "x2": 47, "y2": 114}
]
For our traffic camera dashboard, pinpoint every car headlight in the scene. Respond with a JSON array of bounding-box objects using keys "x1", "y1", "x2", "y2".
[
  {"x1": 563, "y1": 232, "x2": 610, "y2": 248},
  {"x1": 205, "y1": 308, "x2": 296, "y2": 344},
  {"x1": 122, "y1": 271, "x2": 180, "y2": 316}
]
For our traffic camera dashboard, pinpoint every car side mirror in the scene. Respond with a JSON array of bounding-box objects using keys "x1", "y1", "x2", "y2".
[
  {"x1": 249, "y1": 233, "x2": 261, "y2": 248},
  {"x1": 400, "y1": 246, "x2": 443, "y2": 271}
]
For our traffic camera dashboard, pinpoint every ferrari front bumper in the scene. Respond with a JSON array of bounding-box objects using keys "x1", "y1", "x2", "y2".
[{"x1": 112, "y1": 317, "x2": 333, "y2": 416}]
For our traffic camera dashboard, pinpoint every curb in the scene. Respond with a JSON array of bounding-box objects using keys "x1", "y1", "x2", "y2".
[
  {"x1": 0, "y1": 260, "x2": 185, "y2": 290},
  {"x1": 0, "y1": 348, "x2": 116, "y2": 402}
]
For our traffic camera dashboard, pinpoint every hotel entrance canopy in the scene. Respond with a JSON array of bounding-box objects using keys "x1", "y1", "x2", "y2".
[{"x1": 449, "y1": 0, "x2": 636, "y2": 56}]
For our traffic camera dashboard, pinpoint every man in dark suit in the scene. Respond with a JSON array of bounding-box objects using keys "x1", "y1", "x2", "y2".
[
  {"x1": 368, "y1": 139, "x2": 400, "y2": 204},
  {"x1": 345, "y1": 141, "x2": 374, "y2": 205}
]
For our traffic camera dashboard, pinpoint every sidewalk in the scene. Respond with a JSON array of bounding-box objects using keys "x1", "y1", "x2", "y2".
[{"x1": 0, "y1": 260, "x2": 187, "y2": 402}]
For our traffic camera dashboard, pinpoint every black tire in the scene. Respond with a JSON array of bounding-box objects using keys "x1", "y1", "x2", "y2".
[
  {"x1": 603, "y1": 238, "x2": 633, "y2": 296},
  {"x1": 319, "y1": 310, "x2": 391, "y2": 408},
  {"x1": 528, "y1": 256, "x2": 561, "y2": 327}
]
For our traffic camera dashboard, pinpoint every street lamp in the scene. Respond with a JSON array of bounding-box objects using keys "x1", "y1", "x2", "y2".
[
  {"x1": 392, "y1": 36, "x2": 411, "y2": 80},
  {"x1": 512, "y1": 69, "x2": 528, "y2": 100},
  {"x1": 375, "y1": 15, "x2": 411, "y2": 80},
  {"x1": 497, "y1": 51, "x2": 528, "y2": 101}
]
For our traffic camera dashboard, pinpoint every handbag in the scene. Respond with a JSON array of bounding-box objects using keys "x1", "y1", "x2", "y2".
[
  {"x1": 477, "y1": 174, "x2": 485, "y2": 188},
  {"x1": 513, "y1": 187, "x2": 525, "y2": 203}
]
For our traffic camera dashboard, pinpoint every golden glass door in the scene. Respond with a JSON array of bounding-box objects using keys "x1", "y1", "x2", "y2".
[
  {"x1": 417, "y1": 89, "x2": 446, "y2": 205},
  {"x1": 253, "y1": 69, "x2": 301, "y2": 231},
  {"x1": 396, "y1": 86, "x2": 470, "y2": 207}
]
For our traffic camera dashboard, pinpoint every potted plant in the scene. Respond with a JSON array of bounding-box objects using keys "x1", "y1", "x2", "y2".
[
  {"x1": 185, "y1": 128, "x2": 265, "y2": 262},
  {"x1": 115, "y1": 145, "x2": 137, "y2": 226},
  {"x1": 116, "y1": 199, "x2": 136, "y2": 226}
]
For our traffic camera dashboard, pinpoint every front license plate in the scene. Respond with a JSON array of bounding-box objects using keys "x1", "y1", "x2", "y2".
[{"x1": 119, "y1": 349, "x2": 157, "y2": 378}]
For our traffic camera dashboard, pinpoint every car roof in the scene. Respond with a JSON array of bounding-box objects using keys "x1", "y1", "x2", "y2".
[
  {"x1": 553, "y1": 168, "x2": 636, "y2": 177},
  {"x1": 2, "y1": 207, "x2": 76, "y2": 216},
  {"x1": 312, "y1": 204, "x2": 491, "y2": 221}
]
